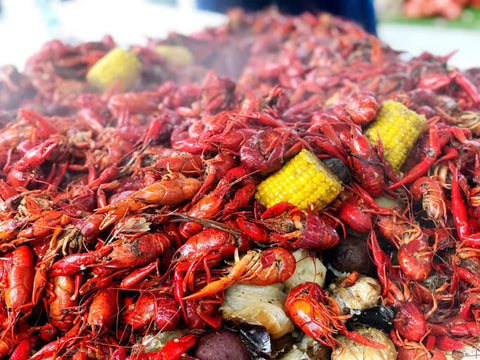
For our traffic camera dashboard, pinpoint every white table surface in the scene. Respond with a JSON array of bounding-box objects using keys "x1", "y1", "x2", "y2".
[{"x1": 0, "y1": 0, "x2": 478, "y2": 70}]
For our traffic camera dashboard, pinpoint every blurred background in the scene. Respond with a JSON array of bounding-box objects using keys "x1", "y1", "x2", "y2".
[{"x1": 0, "y1": 0, "x2": 479, "y2": 69}]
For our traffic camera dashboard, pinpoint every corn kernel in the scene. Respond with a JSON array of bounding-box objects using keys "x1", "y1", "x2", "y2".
[
  {"x1": 255, "y1": 149, "x2": 343, "y2": 210},
  {"x1": 87, "y1": 48, "x2": 141, "y2": 92},
  {"x1": 154, "y1": 45, "x2": 194, "y2": 66},
  {"x1": 365, "y1": 100, "x2": 426, "y2": 171}
]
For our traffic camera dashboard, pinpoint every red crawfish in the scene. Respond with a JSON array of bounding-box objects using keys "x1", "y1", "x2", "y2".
[
  {"x1": 376, "y1": 209, "x2": 433, "y2": 282},
  {"x1": 0, "y1": 218, "x2": 26, "y2": 244},
  {"x1": 0, "y1": 330, "x2": 26, "y2": 359},
  {"x1": 348, "y1": 126, "x2": 386, "y2": 197},
  {"x1": 178, "y1": 170, "x2": 240, "y2": 238},
  {"x1": 239, "y1": 128, "x2": 297, "y2": 175},
  {"x1": 107, "y1": 90, "x2": 163, "y2": 118},
  {"x1": 47, "y1": 275, "x2": 78, "y2": 331},
  {"x1": 29, "y1": 322, "x2": 82, "y2": 360},
  {"x1": 336, "y1": 190, "x2": 373, "y2": 233},
  {"x1": 428, "y1": 317, "x2": 480, "y2": 345},
  {"x1": 308, "y1": 118, "x2": 386, "y2": 196},
  {"x1": 0, "y1": 245, "x2": 35, "y2": 328},
  {"x1": 7, "y1": 338, "x2": 34, "y2": 360},
  {"x1": 182, "y1": 297, "x2": 222, "y2": 330},
  {"x1": 97, "y1": 172, "x2": 201, "y2": 230},
  {"x1": 368, "y1": 232, "x2": 408, "y2": 306},
  {"x1": 182, "y1": 247, "x2": 296, "y2": 300},
  {"x1": 125, "y1": 334, "x2": 197, "y2": 360},
  {"x1": 387, "y1": 128, "x2": 438, "y2": 190},
  {"x1": 50, "y1": 232, "x2": 171, "y2": 281},
  {"x1": 387, "y1": 124, "x2": 468, "y2": 191},
  {"x1": 119, "y1": 261, "x2": 159, "y2": 289},
  {"x1": 418, "y1": 70, "x2": 480, "y2": 104},
  {"x1": 356, "y1": 183, "x2": 433, "y2": 282},
  {"x1": 332, "y1": 91, "x2": 379, "y2": 125},
  {"x1": 393, "y1": 302, "x2": 427, "y2": 342},
  {"x1": 411, "y1": 176, "x2": 447, "y2": 226},
  {"x1": 256, "y1": 202, "x2": 340, "y2": 250},
  {"x1": 395, "y1": 344, "x2": 447, "y2": 360},
  {"x1": 86, "y1": 287, "x2": 119, "y2": 336},
  {"x1": 191, "y1": 152, "x2": 236, "y2": 203},
  {"x1": 122, "y1": 293, "x2": 180, "y2": 331},
  {"x1": 6, "y1": 137, "x2": 62, "y2": 188},
  {"x1": 285, "y1": 282, "x2": 387, "y2": 349},
  {"x1": 172, "y1": 226, "x2": 251, "y2": 305},
  {"x1": 157, "y1": 334, "x2": 197, "y2": 360},
  {"x1": 451, "y1": 166, "x2": 480, "y2": 247},
  {"x1": 16, "y1": 210, "x2": 71, "y2": 243},
  {"x1": 153, "y1": 149, "x2": 203, "y2": 174}
]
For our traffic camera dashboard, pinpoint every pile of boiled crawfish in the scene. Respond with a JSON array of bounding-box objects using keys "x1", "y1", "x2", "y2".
[{"x1": 0, "y1": 7, "x2": 480, "y2": 360}]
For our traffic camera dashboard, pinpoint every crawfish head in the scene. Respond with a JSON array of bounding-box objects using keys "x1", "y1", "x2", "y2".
[
  {"x1": 393, "y1": 302, "x2": 427, "y2": 342},
  {"x1": 337, "y1": 194, "x2": 373, "y2": 234},
  {"x1": 343, "y1": 92, "x2": 379, "y2": 125},
  {"x1": 293, "y1": 213, "x2": 339, "y2": 250},
  {"x1": 122, "y1": 293, "x2": 180, "y2": 331},
  {"x1": 240, "y1": 129, "x2": 294, "y2": 175}
]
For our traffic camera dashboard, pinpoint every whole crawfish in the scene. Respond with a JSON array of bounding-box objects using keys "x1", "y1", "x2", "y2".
[
  {"x1": 285, "y1": 282, "x2": 387, "y2": 349},
  {"x1": 182, "y1": 247, "x2": 296, "y2": 300}
]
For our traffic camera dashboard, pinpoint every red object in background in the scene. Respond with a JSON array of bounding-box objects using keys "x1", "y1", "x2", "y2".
[{"x1": 403, "y1": 0, "x2": 480, "y2": 20}]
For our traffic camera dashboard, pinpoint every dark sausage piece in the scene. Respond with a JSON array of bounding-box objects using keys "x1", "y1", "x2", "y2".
[{"x1": 195, "y1": 330, "x2": 250, "y2": 360}]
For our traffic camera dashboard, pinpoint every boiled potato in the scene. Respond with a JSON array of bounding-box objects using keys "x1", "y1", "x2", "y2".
[
  {"x1": 220, "y1": 283, "x2": 294, "y2": 339},
  {"x1": 284, "y1": 249, "x2": 327, "y2": 290},
  {"x1": 326, "y1": 236, "x2": 376, "y2": 276},
  {"x1": 328, "y1": 275, "x2": 381, "y2": 315},
  {"x1": 280, "y1": 335, "x2": 331, "y2": 360},
  {"x1": 333, "y1": 327, "x2": 396, "y2": 360},
  {"x1": 194, "y1": 330, "x2": 249, "y2": 360}
]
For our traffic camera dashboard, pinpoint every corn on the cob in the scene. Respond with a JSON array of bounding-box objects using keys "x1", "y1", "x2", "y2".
[
  {"x1": 86, "y1": 48, "x2": 141, "y2": 92},
  {"x1": 365, "y1": 100, "x2": 426, "y2": 171},
  {"x1": 154, "y1": 45, "x2": 194, "y2": 66},
  {"x1": 255, "y1": 149, "x2": 343, "y2": 210}
]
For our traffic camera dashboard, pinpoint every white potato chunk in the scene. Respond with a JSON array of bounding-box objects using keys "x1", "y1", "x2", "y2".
[
  {"x1": 280, "y1": 335, "x2": 331, "y2": 360},
  {"x1": 284, "y1": 249, "x2": 327, "y2": 290},
  {"x1": 333, "y1": 327, "x2": 396, "y2": 360},
  {"x1": 328, "y1": 275, "x2": 381, "y2": 314},
  {"x1": 220, "y1": 283, "x2": 294, "y2": 339}
]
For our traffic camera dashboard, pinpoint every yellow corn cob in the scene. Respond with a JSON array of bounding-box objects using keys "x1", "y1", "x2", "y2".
[
  {"x1": 365, "y1": 100, "x2": 426, "y2": 171},
  {"x1": 86, "y1": 48, "x2": 141, "y2": 92},
  {"x1": 255, "y1": 149, "x2": 343, "y2": 210},
  {"x1": 154, "y1": 45, "x2": 194, "y2": 66}
]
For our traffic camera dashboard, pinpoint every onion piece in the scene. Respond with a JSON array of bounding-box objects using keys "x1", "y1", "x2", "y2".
[
  {"x1": 284, "y1": 249, "x2": 327, "y2": 291},
  {"x1": 220, "y1": 283, "x2": 294, "y2": 339}
]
